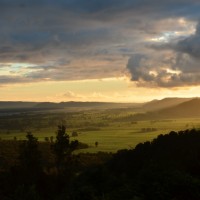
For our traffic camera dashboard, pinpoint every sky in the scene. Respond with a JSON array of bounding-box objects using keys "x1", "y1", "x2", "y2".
[{"x1": 1, "y1": 0, "x2": 200, "y2": 102}]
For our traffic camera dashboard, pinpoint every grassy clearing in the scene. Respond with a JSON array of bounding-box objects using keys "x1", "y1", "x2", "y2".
[{"x1": 0, "y1": 109, "x2": 200, "y2": 152}]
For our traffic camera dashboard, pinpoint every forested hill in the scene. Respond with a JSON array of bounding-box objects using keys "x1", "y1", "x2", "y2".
[
  {"x1": 78, "y1": 129, "x2": 200, "y2": 200},
  {"x1": 157, "y1": 98, "x2": 200, "y2": 118},
  {"x1": 143, "y1": 97, "x2": 193, "y2": 111},
  {"x1": 130, "y1": 98, "x2": 200, "y2": 120}
]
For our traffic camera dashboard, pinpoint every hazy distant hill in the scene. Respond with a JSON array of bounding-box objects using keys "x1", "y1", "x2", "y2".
[
  {"x1": 34, "y1": 101, "x2": 142, "y2": 109},
  {"x1": 0, "y1": 101, "x2": 38, "y2": 109},
  {"x1": 132, "y1": 98, "x2": 200, "y2": 120},
  {"x1": 157, "y1": 98, "x2": 200, "y2": 118},
  {"x1": 0, "y1": 101, "x2": 142, "y2": 113},
  {"x1": 143, "y1": 97, "x2": 193, "y2": 111},
  {"x1": 0, "y1": 98, "x2": 194, "y2": 111},
  {"x1": 0, "y1": 98, "x2": 199, "y2": 118}
]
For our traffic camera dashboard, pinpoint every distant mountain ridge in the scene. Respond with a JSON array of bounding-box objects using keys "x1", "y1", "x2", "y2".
[
  {"x1": 0, "y1": 98, "x2": 199, "y2": 118},
  {"x1": 157, "y1": 98, "x2": 200, "y2": 118},
  {"x1": 132, "y1": 98, "x2": 200, "y2": 120},
  {"x1": 34, "y1": 101, "x2": 142, "y2": 109},
  {"x1": 0, "y1": 101, "x2": 38, "y2": 109},
  {"x1": 0, "y1": 101, "x2": 142, "y2": 110},
  {"x1": 143, "y1": 97, "x2": 194, "y2": 111}
]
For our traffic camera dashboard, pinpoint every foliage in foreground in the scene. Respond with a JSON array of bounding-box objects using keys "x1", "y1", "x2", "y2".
[
  {"x1": 74, "y1": 129, "x2": 200, "y2": 200},
  {"x1": 1, "y1": 129, "x2": 200, "y2": 199}
]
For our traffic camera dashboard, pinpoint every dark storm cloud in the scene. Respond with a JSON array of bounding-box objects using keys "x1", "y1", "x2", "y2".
[
  {"x1": 130, "y1": 19, "x2": 200, "y2": 88},
  {"x1": 150, "y1": 20, "x2": 200, "y2": 58},
  {"x1": 126, "y1": 51, "x2": 200, "y2": 88},
  {"x1": 174, "y1": 21, "x2": 200, "y2": 58},
  {"x1": 1, "y1": 0, "x2": 200, "y2": 86}
]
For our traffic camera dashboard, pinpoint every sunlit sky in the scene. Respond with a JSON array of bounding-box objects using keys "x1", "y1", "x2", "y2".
[{"x1": 1, "y1": 0, "x2": 200, "y2": 102}]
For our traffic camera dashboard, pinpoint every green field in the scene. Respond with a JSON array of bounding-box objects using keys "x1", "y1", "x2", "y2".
[{"x1": 0, "y1": 109, "x2": 200, "y2": 153}]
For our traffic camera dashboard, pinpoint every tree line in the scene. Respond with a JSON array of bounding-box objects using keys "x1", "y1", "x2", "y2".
[{"x1": 1, "y1": 128, "x2": 200, "y2": 199}]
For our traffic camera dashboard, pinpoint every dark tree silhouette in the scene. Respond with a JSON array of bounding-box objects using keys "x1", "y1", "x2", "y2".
[
  {"x1": 52, "y1": 125, "x2": 78, "y2": 172},
  {"x1": 52, "y1": 125, "x2": 69, "y2": 168},
  {"x1": 19, "y1": 132, "x2": 42, "y2": 173},
  {"x1": 18, "y1": 131, "x2": 43, "y2": 190},
  {"x1": 95, "y1": 141, "x2": 99, "y2": 147}
]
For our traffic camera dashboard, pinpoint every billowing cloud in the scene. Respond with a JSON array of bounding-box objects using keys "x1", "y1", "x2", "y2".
[
  {"x1": 175, "y1": 21, "x2": 200, "y2": 58},
  {"x1": 126, "y1": 19, "x2": 199, "y2": 88},
  {"x1": 63, "y1": 91, "x2": 83, "y2": 100},
  {"x1": 126, "y1": 50, "x2": 200, "y2": 88},
  {"x1": 1, "y1": 0, "x2": 200, "y2": 87}
]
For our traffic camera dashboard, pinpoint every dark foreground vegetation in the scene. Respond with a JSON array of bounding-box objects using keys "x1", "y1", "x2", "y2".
[{"x1": 1, "y1": 128, "x2": 200, "y2": 199}]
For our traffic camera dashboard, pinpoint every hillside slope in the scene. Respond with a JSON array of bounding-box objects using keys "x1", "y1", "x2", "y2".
[
  {"x1": 158, "y1": 98, "x2": 200, "y2": 118},
  {"x1": 143, "y1": 97, "x2": 193, "y2": 111}
]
